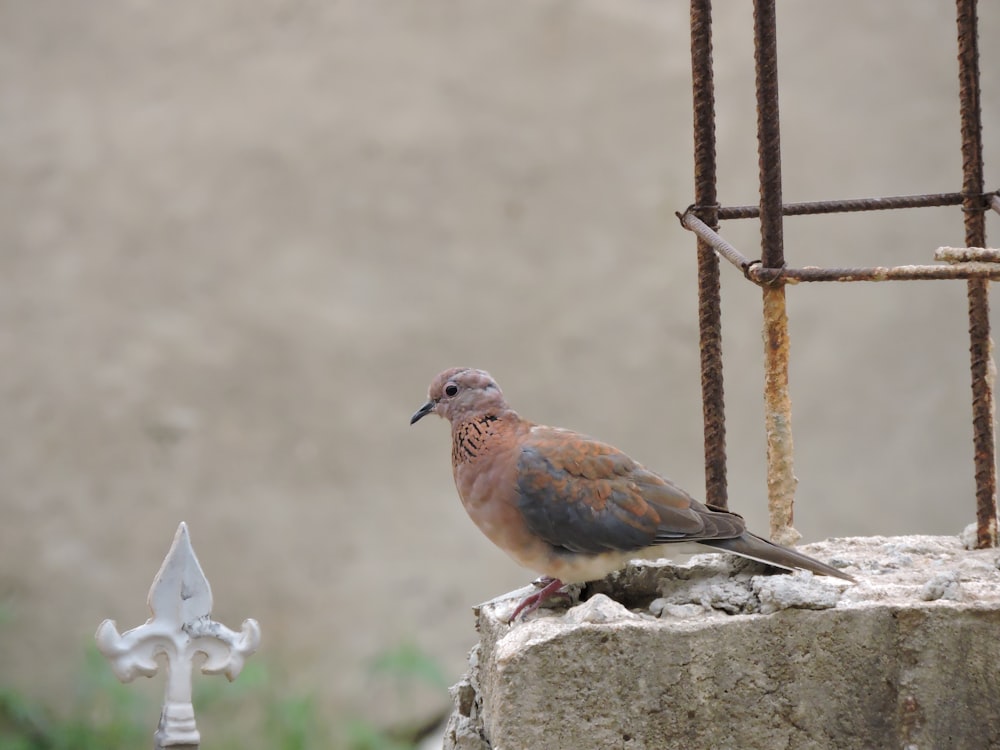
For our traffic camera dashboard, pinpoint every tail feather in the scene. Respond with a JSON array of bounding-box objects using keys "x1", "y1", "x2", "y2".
[{"x1": 700, "y1": 532, "x2": 855, "y2": 582}]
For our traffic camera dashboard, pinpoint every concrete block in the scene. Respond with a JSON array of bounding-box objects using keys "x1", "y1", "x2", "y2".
[{"x1": 442, "y1": 536, "x2": 1000, "y2": 750}]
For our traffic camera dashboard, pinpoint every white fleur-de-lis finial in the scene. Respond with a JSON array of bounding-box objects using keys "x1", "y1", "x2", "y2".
[{"x1": 95, "y1": 522, "x2": 261, "y2": 749}]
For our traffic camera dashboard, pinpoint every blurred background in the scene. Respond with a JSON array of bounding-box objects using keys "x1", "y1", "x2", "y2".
[{"x1": 2, "y1": 1, "x2": 999, "y2": 747}]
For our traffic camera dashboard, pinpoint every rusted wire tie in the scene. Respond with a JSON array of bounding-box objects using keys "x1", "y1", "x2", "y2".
[
  {"x1": 679, "y1": 209, "x2": 1000, "y2": 284},
  {"x1": 700, "y1": 190, "x2": 999, "y2": 220},
  {"x1": 678, "y1": 208, "x2": 759, "y2": 279}
]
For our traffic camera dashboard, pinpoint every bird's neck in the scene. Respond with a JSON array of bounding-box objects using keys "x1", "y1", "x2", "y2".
[{"x1": 451, "y1": 412, "x2": 509, "y2": 466}]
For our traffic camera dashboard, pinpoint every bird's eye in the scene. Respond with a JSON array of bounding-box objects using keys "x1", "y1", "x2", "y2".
[{"x1": 444, "y1": 383, "x2": 459, "y2": 397}]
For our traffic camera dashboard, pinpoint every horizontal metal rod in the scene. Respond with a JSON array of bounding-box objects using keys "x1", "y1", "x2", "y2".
[
  {"x1": 680, "y1": 210, "x2": 1000, "y2": 284},
  {"x1": 708, "y1": 190, "x2": 998, "y2": 220},
  {"x1": 761, "y1": 263, "x2": 1000, "y2": 284},
  {"x1": 936, "y1": 246, "x2": 1000, "y2": 263}
]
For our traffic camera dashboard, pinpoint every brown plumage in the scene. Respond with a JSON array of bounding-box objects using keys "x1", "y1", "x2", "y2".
[{"x1": 411, "y1": 367, "x2": 855, "y2": 620}]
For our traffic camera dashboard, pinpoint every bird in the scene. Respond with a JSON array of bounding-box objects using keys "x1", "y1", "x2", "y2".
[{"x1": 411, "y1": 367, "x2": 855, "y2": 621}]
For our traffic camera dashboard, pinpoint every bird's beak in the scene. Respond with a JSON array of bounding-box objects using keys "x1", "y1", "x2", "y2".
[{"x1": 410, "y1": 399, "x2": 436, "y2": 425}]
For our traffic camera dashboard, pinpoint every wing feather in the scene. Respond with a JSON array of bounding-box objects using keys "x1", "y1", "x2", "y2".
[{"x1": 515, "y1": 428, "x2": 745, "y2": 555}]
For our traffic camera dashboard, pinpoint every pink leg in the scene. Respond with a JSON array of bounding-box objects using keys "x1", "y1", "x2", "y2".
[{"x1": 508, "y1": 577, "x2": 566, "y2": 623}]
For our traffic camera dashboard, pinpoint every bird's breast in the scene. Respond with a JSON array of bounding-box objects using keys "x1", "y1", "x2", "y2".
[{"x1": 451, "y1": 418, "x2": 547, "y2": 564}]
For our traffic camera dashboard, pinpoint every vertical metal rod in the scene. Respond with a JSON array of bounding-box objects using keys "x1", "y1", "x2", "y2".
[
  {"x1": 753, "y1": 0, "x2": 800, "y2": 545},
  {"x1": 753, "y1": 0, "x2": 784, "y2": 271},
  {"x1": 956, "y1": 0, "x2": 998, "y2": 548},
  {"x1": 690, "y1": 0, "x2": 728, "y2": 510}
]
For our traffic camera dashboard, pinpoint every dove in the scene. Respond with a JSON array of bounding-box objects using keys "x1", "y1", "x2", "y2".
[{"x1": 411, "y1": 367, "x2": 855, "y2": 621}]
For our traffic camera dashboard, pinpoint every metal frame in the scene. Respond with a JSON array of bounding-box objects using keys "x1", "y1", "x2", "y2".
[{"x1": 681, "y1": 0, "x2": 999, "y2": 546}]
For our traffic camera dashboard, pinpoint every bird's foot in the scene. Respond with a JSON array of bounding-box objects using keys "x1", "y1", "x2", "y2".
[{"x1": 508, "y1": 577, "x2": 567, "y2": 623}]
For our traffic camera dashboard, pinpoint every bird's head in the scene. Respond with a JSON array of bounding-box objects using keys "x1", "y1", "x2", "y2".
[{"x1": 410, "y1": 368, "x2": 508, "y2": 425}]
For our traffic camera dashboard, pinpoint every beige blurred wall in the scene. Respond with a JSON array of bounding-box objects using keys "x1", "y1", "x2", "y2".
[{"x1": 2, "y1": 0, "x2": 998, "y2": 728}]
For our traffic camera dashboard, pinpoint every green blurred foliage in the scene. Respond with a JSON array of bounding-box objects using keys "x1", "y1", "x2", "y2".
[{"x1": 0, "y1": 639, "x2": 447, "y2": 750}]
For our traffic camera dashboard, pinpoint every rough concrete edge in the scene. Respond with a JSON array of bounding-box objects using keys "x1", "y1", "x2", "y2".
[{"x1": 439, "y1": 534, "x2": 1000, "y2": 750}]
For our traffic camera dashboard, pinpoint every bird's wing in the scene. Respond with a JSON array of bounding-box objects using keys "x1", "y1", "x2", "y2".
[{"x1": 515, "y1": 427, "x2": 745, "y2": 555}]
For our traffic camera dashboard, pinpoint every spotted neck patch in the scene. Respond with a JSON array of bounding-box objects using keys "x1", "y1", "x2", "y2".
[{"x1": 452, "y1": 415, "x2": 500, "y2": 465}]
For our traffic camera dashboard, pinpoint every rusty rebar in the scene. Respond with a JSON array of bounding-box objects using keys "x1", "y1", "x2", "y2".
[
  {"x1": 715, "y1": 191, "x2": 971, "y2": 220},
  {"x1": 757, "y1": 262, "x2": 1000, "y2": 283},
  {"x1": 690, "y1": 0, "x2": 728, "y2": 510},
  {"x1": 936, "y1": 247, "x2": 1000, "y2": 264},
  {"x1": 683, "y1": 0, "x2": 995, "y2": 549},
  {"x1": 753, "y1": 0, "x2": 783, "y2": 271},
  {"x1": 753, "y1": 0, "x2": 800, "y2": 545},
  {"x1": 957, "y1": 0, "x2": 997, "y2": 548},
  {"x1": 681, "y1": 210, "x2": 1000, "y2": 283},
  {"x1": 761, "y1": 284, "x2": 797, "y2": 544}
]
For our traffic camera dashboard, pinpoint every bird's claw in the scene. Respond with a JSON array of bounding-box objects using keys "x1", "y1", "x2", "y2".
[{"x1": 507, "y1": 577, "x2": 569, "y2": 623}]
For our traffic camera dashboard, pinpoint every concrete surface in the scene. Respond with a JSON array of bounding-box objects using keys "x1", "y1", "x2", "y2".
[
  {"x1": 2, "y1": 0, "x2": 1000, "y2": 731},
  {"x1": 445, "y1": 536, "x2": 1000, "y2": 750}
]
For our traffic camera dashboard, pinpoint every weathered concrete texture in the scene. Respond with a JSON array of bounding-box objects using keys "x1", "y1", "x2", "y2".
[{"x1": 443, "y1": 536, "x2": 1000, "y2": 750}]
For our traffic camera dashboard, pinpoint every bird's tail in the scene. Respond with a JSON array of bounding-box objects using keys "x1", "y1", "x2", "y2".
[{"x1": 700, "y1": 533, "x2": 855, "y2": 582}]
